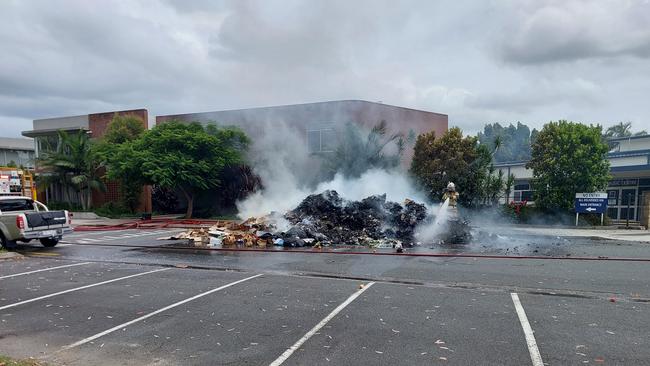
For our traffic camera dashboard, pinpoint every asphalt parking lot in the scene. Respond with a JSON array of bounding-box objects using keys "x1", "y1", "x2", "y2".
[
  {"x1": 1, "y1": 228, "x2": 650, "y2": 365},
  {"x1": 1, "y1": 253, "x2": 648, "y2": 366}
]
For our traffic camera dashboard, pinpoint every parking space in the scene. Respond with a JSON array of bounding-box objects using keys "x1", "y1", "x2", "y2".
[
  {"x1": 0, "y1": 262, "x2": 158, "y2": 305},
  {"x1": 0, "y1": 264, "x2": 253, "y2": 359},
  {"x1": 55, "y1": 275, "x2": 362, "y2": 365},
  {"x1": 0, "y1": 259, "x2": 88, "y2": 278},
  {"x1": 520, "y1": 294, "x2": 650, "y2": 365},
  {"x1": 284, "y1": 283, "x2": 531, "y2": 365},
  {"x1": 0, "y1": 256, "x2": 647, "y2": 365}
]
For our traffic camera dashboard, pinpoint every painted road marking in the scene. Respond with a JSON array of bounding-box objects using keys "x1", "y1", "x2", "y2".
[
  {"x1": 68, "y1": 230, "x2": 182, "y2": 244},
  {"x1": 61, "y1": 273, "x2": 263, "y2": 350},
  {"x1": 511, "y1": 293, "x2": 544, "y2": 366},
  {"x1": 0, "y1": 268, "x2": 169, "y2": 311},
  {"x1": 0, "y1": 262, "x2": 91, "y2": 280},
  {"x1": 269, "y1": 282, "x2": 376, "y2": 366}
]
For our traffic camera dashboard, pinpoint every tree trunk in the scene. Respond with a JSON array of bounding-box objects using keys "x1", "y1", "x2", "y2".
[
  {"x1": 86, "y1": 187, "x2": 92, "y2": 210},
  {"x1": 80, "y1": 190, "x2": 87, "y2": 211},
  {"x1": 180, "y1": 188, "x2": 194, "y2": 219}
]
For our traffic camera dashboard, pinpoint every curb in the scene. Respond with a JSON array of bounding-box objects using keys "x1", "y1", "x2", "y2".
[{"x1": 0, "y1": 251, "x2": 24, "y2": 260}]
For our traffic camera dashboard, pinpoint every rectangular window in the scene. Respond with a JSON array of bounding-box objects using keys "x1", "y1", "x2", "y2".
[
  {"x1": 621, "y1": 189, "x2": 637, "y2": 206},
  {"x1": 514, "y1": 183, "x2": 530, "y2": 191},
  {"x1": 620, "y1": 207, "x2": 635, "y2": 220},
  {"x1": 607, "y1": 190, "x2": 618, "y2": 206},
  {"x1": 307, "y1": 128, "x2": 337, "y2": 153},
  {"x1": 521, "y1": 190, "x2": 534, "y2": 201},
  {"x1": 0, "y1": 199, "x2": 34, "y2": 212},
  {"x1": 320, "y1": 129, "x2": 337, "y2": 152},
  {"x1": 307, "y1": 130, "x2": 321, "y2": 153},
  {"x1": 607, "y1": 207, "x2": 618, "y2": 219}
]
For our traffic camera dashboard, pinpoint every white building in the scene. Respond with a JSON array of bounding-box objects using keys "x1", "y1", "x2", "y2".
[
  {"x1": 495, "y1": 134, "x2": 650, "y2": 224},
  {"x1": 0, "y1": 137, "x2": 35, "y2": 169}
]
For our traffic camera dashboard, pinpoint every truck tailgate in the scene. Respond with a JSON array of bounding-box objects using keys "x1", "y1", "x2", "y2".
[{"x1": 25, "y1": 211, "x2": 67, "y2": 229}]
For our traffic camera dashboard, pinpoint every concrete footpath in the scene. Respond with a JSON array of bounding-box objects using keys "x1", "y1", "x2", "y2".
[{"x1": 506, "y1": 226, "x2": 650, "y2": 242}]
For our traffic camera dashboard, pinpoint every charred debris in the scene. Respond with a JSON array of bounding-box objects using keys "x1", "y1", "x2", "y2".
[{"x1": 163, "y1": 189, "x2": 471, "y2": 249}]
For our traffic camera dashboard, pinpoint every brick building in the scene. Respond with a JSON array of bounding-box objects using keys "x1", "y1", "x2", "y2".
[
  {"x1": 22, "y1": 109, "x2": 152, "y2": 211},
  {"x1": 157, "y1": 100, "x2": 448, "y2": 164}
]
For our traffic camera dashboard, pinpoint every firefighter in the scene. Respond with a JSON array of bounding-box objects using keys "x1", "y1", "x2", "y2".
[{"x1": 442, "y1": 182, "x2": 459, "y2": 208}]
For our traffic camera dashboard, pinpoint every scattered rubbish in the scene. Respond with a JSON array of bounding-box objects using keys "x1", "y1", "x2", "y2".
[{"x1": 160, "y1": 189, "x2": 473, "y2": 249}]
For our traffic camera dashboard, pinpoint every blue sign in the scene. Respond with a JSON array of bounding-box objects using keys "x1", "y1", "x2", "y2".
[{"x1": 574, "y1": 193, "x2": 608, "y2": 214}]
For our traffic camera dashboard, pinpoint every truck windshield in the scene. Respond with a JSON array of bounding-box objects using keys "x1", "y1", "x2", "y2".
[{"x1": 0, "y1": 199, "x2": 35, "y2": 212}]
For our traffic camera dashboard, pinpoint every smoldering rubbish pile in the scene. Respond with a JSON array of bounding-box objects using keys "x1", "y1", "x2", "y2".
[{"x1": 163, "y1": 190, "x2": 470, "y2": 248}]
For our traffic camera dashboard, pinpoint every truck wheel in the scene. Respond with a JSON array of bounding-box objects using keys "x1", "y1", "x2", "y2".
[
  {"x1": 0, "y1": 234, "x2": 17, "y2": 250},
  {"x1": 40, "y1": 238, "x2": 59, "y2": 247}
]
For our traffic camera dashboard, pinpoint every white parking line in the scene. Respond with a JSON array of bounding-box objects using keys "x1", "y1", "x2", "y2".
[
  {"x1": 511, "y1": 293, "x2": 544, "y2": 366},
  {"x1": 61, "y1": 273, "x2": 263, "y2": 350},
  {"x1": 269, "y1": 282, "x2": 376, "y2": 366},
  {"x1": 0, "y1": 262, "x2": 91, "y2": 280},
  {"x1": 0, "y1": 268, "x2": 169, "y2": 311},
  {"x1": 67, "y1": 229, "x2": 183, "y2": 244}
]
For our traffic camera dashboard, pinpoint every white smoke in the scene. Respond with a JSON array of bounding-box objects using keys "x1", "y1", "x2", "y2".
[
  {"x1": 237, "y1": 168, "x2": 426, "y2": 219},
  {"x1": 413, "y1": 198, "x2": 450, "y2": 243},
  {"x1": 235, "y1": 120, "x2": 429, "y2": 219}
]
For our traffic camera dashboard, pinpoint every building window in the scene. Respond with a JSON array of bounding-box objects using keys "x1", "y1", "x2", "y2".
[
  {"x1": 307, "y1": 128, "x2": 336, "y2": 153},
  {"x1": 514, "y1": 183, "x2": 530, "y2": 191},
  {"x1": 512, "y1": 181, "x2": 533, "y2": 202},
  {"x1": 521, "y1": 190, "x2": 534, "y2": 201},
  {"x1": 35, "y1": 135, "x2": 60, "y2": 156}
]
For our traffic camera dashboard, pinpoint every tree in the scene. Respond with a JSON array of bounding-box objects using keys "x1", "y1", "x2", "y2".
[
  {"x1": 322, "y1": 120, "x2": 404, "y2": 179},
  {"x1": 411, "y1": 128, "x2": 472, "y2": 206},
  {"x1": 411, "y1": 127, "x2": 506, "y2": 207},
  {"x1": 94, "y1": 114, "x2": 147, "y2": 212},
  {"x1": 38, "y1": 130, "x2": 105, "y2": 210},
  {"x1": 604, "y1": 121, "x2": 647, "y2": 138},
  {"x1": 205, "y1": 124, "x2": 261, "y2": 211},
  {"x1": 477, "y1": 122, "x2": 533, "y2": 162},
  {"x1": 527, "y1": 120, "x2": 610, "y2": 210},
  {"x1": 108, "y1": 122, "x2": 246, "y2": 218},
  {"x1": 103, "y1": 114, "x2": 146, "y2": 144}
]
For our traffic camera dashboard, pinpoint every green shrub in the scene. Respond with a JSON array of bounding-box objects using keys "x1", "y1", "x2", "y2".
[{"x1": 94, "y1": 202, "x2": 132, "y2": 218}]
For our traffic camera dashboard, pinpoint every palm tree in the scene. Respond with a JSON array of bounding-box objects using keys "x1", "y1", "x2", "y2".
[
  {"x1": 37, "y1": 130, "x2": 105, "y2": 211},
  {"x1": 605, "y1": 122, "x2": 633, "y2": 138},
  {"x1": 323, "y1": 120, "x2": 404, "y2": 179}
]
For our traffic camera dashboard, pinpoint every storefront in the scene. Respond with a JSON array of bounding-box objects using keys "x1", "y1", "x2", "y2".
[{"x1": 495, "y1": 134, "x2": 650, "y2": 225}]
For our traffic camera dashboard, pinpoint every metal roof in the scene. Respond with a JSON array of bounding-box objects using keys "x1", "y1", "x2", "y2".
[{"x1": 0, "y1": 137, "x2": 34, "y2": 151}]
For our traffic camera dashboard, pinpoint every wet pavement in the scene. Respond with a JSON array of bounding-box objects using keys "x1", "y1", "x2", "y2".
[{"x1": 0, "y1": 228, "x2": 648, "y2": 365}]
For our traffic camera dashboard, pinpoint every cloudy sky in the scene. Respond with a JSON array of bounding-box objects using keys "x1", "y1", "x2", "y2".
[{"x1": 1, "y1": 0, "x2": 649, "y2": 137}]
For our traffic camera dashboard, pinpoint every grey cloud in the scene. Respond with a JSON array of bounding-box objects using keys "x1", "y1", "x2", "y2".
[
  {"x1": 0, "y1": 0, "x2": 648, "y2": 139},
  {"x1": 498, "y1": 1, "x2": 650, "y2": 65}
]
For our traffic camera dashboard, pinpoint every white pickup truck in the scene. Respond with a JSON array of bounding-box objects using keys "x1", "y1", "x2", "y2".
[{"x1": 0, "y1": 196, "x2": 73, "y2": 249}]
